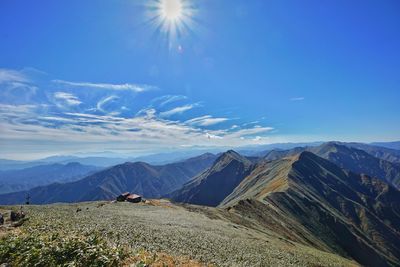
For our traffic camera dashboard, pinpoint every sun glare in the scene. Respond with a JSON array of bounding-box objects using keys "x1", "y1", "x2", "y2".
[
  {"x1": 146, "y1": 0, "x2": 197, "y2": 49},
  {"x1": 160, "y1": 0, "x2": 183, "y2": 21}
]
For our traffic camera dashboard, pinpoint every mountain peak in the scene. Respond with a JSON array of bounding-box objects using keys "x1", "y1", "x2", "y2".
[
  {"x1": 169, "y1": 150, "x2": 254, "y2": 207},
  {"x1": 217, "y1": 150, "x2": 248, "y2": 163}
]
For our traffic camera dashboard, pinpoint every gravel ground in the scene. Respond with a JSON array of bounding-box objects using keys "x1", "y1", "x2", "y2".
[{"x1": 8, "y1": 201, "x2": 358, "y2": 266}]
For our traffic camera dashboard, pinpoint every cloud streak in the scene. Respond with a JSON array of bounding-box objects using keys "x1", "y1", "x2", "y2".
[
  {"x1": 0, "y1": 69, "x2": 30, "y2": 84},
  {"x1": 160, "y1": 103, "x2": 199, "y2": 117},
  {"x1": 152, "y1": 95, "x2": 187, "y2": 107},
  {"x1": 52, "y1": 79, "x2": 157, "y2": 92},
  {"x1": 186, "y1": 115, "x2": 229, "y2": 126},
  {"x1": 54, "y1": 92, "x2": 82, "y2": 106},
  {"x1": 290, "y1": 97, "x2": 305, "y2": 101}
]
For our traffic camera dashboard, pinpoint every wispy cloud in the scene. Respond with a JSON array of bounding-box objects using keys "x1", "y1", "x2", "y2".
[
  {"x1": 0, "y1": 69, "x2": 29, "y2": 84},
  {"x1": 160, "y1": 103, "x2": 199, "y2": 117},
  {"x1": 152, "y1": 95, "x2": 187, "y2": 107},
  {"x1": 52, "y1": 79, "x2": 156, "y2": 92},
  {"x1": 54, "y1": 92, "x2": 81, "y2": 106},
  {"x1": 0, "y1": 68, "x2": 280, "y2": 159},
  {"x1": 96, "y1": 95, "x2": 119, "y2": 113},
  {"x1": 290, "y1": 97, "x2": 305, "y2": 101},
  {"x1": 186, "y1": 115, "x2": 229, "y2": 126}
]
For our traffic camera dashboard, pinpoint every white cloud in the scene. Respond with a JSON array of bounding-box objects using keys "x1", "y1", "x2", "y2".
[
  {"x1": 152, "y1": 95, "x2": 187, "y2": 107},
  {"x1": 0, "y1": 69, "x2": 281, "y2": 158},
  {"x1": 290, "y1": 97, "x2": 305, "y2": 101},
  {"x1": 229, "y1": 126, "x2": 274, "y2": 138},
  {"x1": 0, "y1": 69, "x2": 29, "y2": 84},
  {"x1": 0, "y1": 104, "x2": 280, "y2": 159},
  {"x1": 52, "y1": 79, "x2": 156, "y2": 92},
  {"x1": 186, "y1": 115, "x2": 229, "y2": 126},
  {"x1": 96, "y1": 95, "x2": 119, "y2": 113},
  {"x1": 206, "y1": 133, "x2": 223, "y2": 139},
  {"x1": 54, "y1": 92, "x2": 82, "y2": 106},
  {"x1": 159, "y1": 103, "x2": 199, "y2": 117}
]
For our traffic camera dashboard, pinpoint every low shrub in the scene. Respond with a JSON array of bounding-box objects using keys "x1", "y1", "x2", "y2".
[{"x1": 0, "y1": 231, "x2": 129, "y2": 267}]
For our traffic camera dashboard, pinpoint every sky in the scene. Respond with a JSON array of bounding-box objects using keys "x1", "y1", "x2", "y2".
[{"x1": 0, "y1": 0, "x2": 400, "y2": 160}]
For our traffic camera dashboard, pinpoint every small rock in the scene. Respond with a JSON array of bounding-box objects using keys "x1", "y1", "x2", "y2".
[{"x1": 10, "y1": 211, "x2": 25, "y2": 222}]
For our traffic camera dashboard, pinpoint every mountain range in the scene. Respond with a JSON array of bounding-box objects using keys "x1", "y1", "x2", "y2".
[
  {"x1": 261, "y1": 142, "x2": 400, "y2": 189},
  {"x1": 0, "y1": 162, "x2": 100, "y2": 194},
  {"x1": 220, "y1": 152, "x2": 400, "y2": 266},
  {"x1": 0, "y1": 153, "x2": 216, "y2": 204},
  {"x1": 168, "y1": 144, "x2": 400, "y2": 266},
  {"x1": 0, "y1": 141, "x2": 399, "y2": 266}
]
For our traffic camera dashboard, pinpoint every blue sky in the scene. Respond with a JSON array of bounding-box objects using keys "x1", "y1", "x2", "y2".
[{"x1": 0, "y1": 0, "x2": 400, "y2": 159}]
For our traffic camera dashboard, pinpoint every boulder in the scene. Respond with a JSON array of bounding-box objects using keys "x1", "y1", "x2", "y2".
[{"x1": 10, "y1": 211, "x2": 25, "y2": 222}]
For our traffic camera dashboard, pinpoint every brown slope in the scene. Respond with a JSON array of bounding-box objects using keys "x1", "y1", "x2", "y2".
[
  {"x1": 221, "y1": 152, "x2": 400, "y2": 267},
  {"x1": 262, "y1": 142, "x2": 400, "y2": 189}
]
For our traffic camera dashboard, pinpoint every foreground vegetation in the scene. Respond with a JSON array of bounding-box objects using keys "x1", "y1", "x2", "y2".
[
  {"x1": 0, "y1": 201, "x2": 358, "y2": 266},
  {"x1": 0, "y1": 231, "x2": 128, "y2": 266}
]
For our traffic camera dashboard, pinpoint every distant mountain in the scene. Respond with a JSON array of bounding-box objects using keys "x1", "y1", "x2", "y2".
[
  {"x1": 168, "y1": 150, "x2": 254, "y2": 206},
  {"x1": 310, "y1": 142, "x2": 400, "y2": 189},
  {"x1": 260, "y1": 142, "x2": 400, "y2": 189},
  {"x1": 0, "y1": 153, "x2": 217, "y2": 204},
  {"x1": 343, "y1": 142, "x2": 400, "y2": 163},
  {"x1": 0, "y1": 162, "x2": 100, "y2": 194},
  {"x1": 263, "y1": 146, "x2": 306, "y2": 161},
  {"x1": 0, "y1": 156, "x2": 127, "y2": 170},
  {"x1": 238, "y1": 141, "x2": 324, "y2": 156},
  {"x1": 0, "y1": 159, "x2": 50, "y2": 171},
  {"x1": 371, "y1": 141, "x2": 400, "y2": 150},
  {"x1": 221, "y1": 152, "x2": 400, "y2": 267}
]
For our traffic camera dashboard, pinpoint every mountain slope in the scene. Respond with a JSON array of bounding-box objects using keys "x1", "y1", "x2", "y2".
[
  {"x1": 310, "y1": 143, "x2": 400, "y2": 189},
  {"x1": 168, "y1": 150, "x2": 254, "y2": 206},
  {"x1": 342, "y1": 142, "x2": 400, "y2": 164},
  {"x1": 222, "y1": 152, "x2": 400, "y2": 267},
  {"x1": 261, "y1": 142, "x2": 400, "y2": 189},
  {"x1": 0, "y1": 153, "x2": 216, "y2": 205},
  {"x1": 371, "y1": 141, "x2": 400, "y2": 150},
  {"x1": 0, "y1": 162, "x2": 100, "y2": 194}
]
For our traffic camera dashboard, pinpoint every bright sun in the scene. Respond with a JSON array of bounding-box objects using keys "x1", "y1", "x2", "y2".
[
  {"x1": 146, "y1": 0, "x2": 197, "y2": 49},
  {"x1": 160, "y1": 0, "x2": 183, "y2": 21}
]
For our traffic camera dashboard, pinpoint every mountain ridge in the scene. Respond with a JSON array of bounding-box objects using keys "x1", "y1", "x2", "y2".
[
  {"x1": 221, "y1": 151, "x2": 400, "y2": 266},
  {"x1": 0, "y1": 153, "x2": 217, "y2": 204},
  {"x1": 167, "y1": 150, "x2": 254, "y2": 206}
]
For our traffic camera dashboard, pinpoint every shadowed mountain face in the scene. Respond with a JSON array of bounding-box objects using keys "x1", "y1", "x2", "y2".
[
  {"x1": 221, "y1": 152, "x2": 400, "y2": 267},
  {"x1": 262, "y1": 142, "x2": 400, "y2": 189},
  {"x1": 168, "y1": 150, "x2": 254, "y2": 206},
  {"x1": 0, "y1": 162, "x2": 100, "y2": 194},
  {"x1": 0, "y1": 153, "x2": 217, "y2": 205}
]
